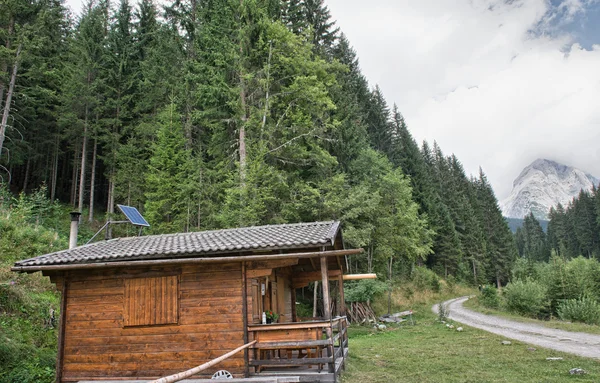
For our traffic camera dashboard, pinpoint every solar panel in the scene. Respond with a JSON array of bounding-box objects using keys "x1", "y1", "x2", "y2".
[{"x1": 117, "y1": 204, "x2": 150, "y2": 227}]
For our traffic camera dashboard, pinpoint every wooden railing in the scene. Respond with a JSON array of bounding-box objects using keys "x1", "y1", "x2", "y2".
[
  {"x1": 248, "y1": 316, "x2": 348, "y2": 375},
  {"x1": 147, "y1": 341, "x2": 256, "y2": 383}
]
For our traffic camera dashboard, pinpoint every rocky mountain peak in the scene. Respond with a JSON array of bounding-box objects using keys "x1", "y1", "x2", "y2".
[{"x1": 500, "y1": 159, "x2": 599, "y2": 220}]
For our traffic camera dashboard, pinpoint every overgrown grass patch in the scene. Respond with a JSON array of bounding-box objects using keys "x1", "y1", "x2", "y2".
[{"x1": 342, "y1": 315, "x2": 600, "y2": 383}]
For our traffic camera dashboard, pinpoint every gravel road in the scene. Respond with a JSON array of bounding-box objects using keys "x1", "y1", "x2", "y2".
[{"x1": 433, "y1": 296, "x2": 600, "y2": 359}]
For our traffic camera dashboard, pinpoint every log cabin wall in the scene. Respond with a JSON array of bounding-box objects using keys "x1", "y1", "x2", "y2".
[{"x1": 58, "y1": 262, "x2": 245, "y2": 382}]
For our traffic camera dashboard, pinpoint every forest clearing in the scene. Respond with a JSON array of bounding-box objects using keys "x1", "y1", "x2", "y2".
[
  {"x1": 341, "y1": 313, "x2": 600, "y2": 383},
  {"x1": 2, "y1": 0, "x2": 600, "y2": 382}
]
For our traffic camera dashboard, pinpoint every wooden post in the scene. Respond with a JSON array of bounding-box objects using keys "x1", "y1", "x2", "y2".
[
  {"x1": 338, "y1": 275, "x2": 346, "y2": 317},
  {"x1": 291, "y1": 287, "x2": 297, "y2": 322},
  {"x1": 320, "y1": 256, "x2": 335, "y2": 376},
  {"x1": 312, "y1": 281, "x2": 318, "y2": 318},
  {"x1": 320, "y1": 257, "x2": 331, "y2": 320},
  {"x1": 55, "y1": 277, "x2": 68, "y2": 383},
  {"x1": 241, "y1": 262, "x2": 249, "y2": 377}
]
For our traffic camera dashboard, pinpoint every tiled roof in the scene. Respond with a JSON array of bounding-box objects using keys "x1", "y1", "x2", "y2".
[{"x1": 14, "y1": 221, "x2": 340, "y2": 268}]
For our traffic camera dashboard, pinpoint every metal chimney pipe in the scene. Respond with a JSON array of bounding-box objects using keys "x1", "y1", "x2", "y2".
[{"x1": 69, "y1": 212, "x2": 81, "y2": 249}]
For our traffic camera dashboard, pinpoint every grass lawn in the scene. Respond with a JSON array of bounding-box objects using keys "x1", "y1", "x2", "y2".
[
  {"x1": 341, "y1": 311, "x2": 600, "y2": 383},
  {"x1": 463, "y1": 297, "x2": 600, "y2": 335}
]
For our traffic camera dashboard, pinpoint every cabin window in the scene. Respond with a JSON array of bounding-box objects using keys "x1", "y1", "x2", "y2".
[{"x1": 124, "y1": 275, "x2": 178, "y2": 327}]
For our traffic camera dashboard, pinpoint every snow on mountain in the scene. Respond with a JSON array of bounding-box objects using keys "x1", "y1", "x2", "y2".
[{"x1": 500, "y1": 159, "x2": 599, "y2": 220}]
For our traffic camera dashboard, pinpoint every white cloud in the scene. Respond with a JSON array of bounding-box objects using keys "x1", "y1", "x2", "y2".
[{"x1": 326, "y1": 0, "x2": 600, "y2": 198}]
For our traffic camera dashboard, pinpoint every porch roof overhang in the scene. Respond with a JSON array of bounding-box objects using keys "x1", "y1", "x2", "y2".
[{"x1": 11, "y1": 248, "x2": 363, "y2": 273}]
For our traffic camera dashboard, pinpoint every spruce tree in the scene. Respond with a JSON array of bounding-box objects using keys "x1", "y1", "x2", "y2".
[{"x1": 145, "y1": 101, "x2": 193, "y2": 232}]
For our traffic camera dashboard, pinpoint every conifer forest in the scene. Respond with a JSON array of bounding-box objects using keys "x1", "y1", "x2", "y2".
[
  {"x1": 0, "y1": 0, "x2": 517, "y2": 285},
  {"x1": 516, "y1": 187, "x2": 600, "y2": 262}
]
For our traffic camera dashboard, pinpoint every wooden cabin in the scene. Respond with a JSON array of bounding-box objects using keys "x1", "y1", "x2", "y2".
[{"x1": 12, "y1": 221, "x2": 362, "y2": 383}]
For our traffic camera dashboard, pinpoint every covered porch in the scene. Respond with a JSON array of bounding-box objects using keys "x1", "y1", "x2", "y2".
[
  {"x1": 249, "y1": 316, "x2": 348, "y2": 382},
  {"x1": 243, "y1": 252, "x2": 371, "y2": 382}
]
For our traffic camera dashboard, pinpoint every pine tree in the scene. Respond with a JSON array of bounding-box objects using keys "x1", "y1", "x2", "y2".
[
  {"x1": 145, "y1": 101, "x2": 194, "y2": 232},
  {"x1": 474, "y1": 168, "x2": 516, "y2": 286},
  {"x1": 304, "y1": 0, "x2": 339, "y2": 53},
  {"x1": 103, "y1": 0, "x2": 138, "y2": 226},
  {"x1": 327, "y1": 34, "x2": 370, "y2": 171},
  {"x1": 366, "y1": 85, "x2": 391, "y2": 154},
  {"x1": 522, "y1": 212, "x2": 550, "y2": 261}
]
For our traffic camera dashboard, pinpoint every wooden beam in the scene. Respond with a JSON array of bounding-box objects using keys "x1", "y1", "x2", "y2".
[
  {"x1": 343, "y1": 273, "x2": 377, "y2": 281},
  {"x1": 55, "y1": 277, "x2": 68, "y2": 383},
  {"x1": 242, "y1": 262, "x2": 249, "y2": 378},
  {"x1": 12, "y1": 248, "x2": 363, "y2": 273},
  {"x1": 293, "y1": 269, "x2": 341, "y2": 281},
  {"x1": 247, "y1": 259, "x2": 299, "y2": 270},
  {"x1": 246, "y1": 269, "x2": 273, "y2": 279},
  {"x1": 248, "y1": 317, "x2": 342, "y2": 331},
  {"x1": 320, "y1": 257, "x2": 331, "y2": 321},
  {"x1": 291, "y1": 270, "x2": 342, "y2": 288},
  {"x1": 147, "y1": 340, "x2": 256, "y2": 383}
]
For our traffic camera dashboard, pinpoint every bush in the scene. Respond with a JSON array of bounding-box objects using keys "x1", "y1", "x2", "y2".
[
  {"x1": 344, "y1": 279, "x2": 386, "y2": 303},
  {"x1": 503, "y1": 280, "x2": 548, "y2": 318},
  {"x1": 445, "y1": 275, "x2": 456, "y2": 293},
  {"x1": 411, "y1": 266, "x2": 439, "y2": 291},
  {"x1": 480, "y1": 286, "x2": 500, "y2": 309},
  {"x1": 430, "y1": 275, "x2": 441, "y2": 293},
  {"x1": 557, "y1": 297, "x2": 600, "y2": 325},
  {"x1": 537, "y1": 256, "x2": 598, "y2": 314}
]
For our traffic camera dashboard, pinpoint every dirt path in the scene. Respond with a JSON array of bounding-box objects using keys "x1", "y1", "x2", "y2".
[{"x1": 433, "y1": 296, "x2": 600, "y2": 359}]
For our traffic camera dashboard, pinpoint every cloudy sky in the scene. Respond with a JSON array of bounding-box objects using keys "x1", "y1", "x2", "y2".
[
  {"x1": 325, "y1": 0, "x2": 600, "y2": 199},
  {"x1": 64, "y1": 0, "x2": 600, "y2": 199}
]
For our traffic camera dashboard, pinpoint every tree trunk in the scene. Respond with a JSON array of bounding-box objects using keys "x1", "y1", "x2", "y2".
[
  {"x1": 367, "y1": 243, "x2": 373, "y2": 273},
  {"x1": 78, "y1": 108, "x2": 88, "y2": 214},
  {"x1": 107, "y1": 178, "x2": 115, "y2": 239},
  {"x1": 0, "y1": 44, "x2": 21, "y2": 159},
  {"x1": 472, "y1": 258, "x2": 477, "y2": 284},
  {"x1": 260, "y1": 41, "x2": 272, "y2": 134},
  {"x1": 0, "y1": 15, "x2": 15, "y2": 111},
  {"x1": 496, "y1": 272, "x2": 501, "y2": 290},
  {"x1": 88, "y1": 139, "x2": 97, "y2": 222},
  {"x1": 388, "y1": 256, "x2": 393, "y2": 315},
  {"x1": 70, "y1": 141, "x2": 81, "y2": 207},
  {"x1": 22, "y1": 156, "x2": 30, "y2": 191},
  {"x1": 238, "y1": 0, "x2": 247, "y2": 185},
  {"x1": 50, "y1": 135, "x2": 59, "y2": 201}
]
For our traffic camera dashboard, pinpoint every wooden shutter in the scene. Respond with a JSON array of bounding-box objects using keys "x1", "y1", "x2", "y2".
[
  {"x1": 251, "y1": 279, "x2": 261, "y2": 323},
  {"x1": 124, "y1": 275, "x2": 178, "y2": 327}
]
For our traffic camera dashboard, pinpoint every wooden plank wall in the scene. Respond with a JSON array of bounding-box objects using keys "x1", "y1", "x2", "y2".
[{"x1": 60, "y1": 263, "x2": 244, "y2": 381}]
